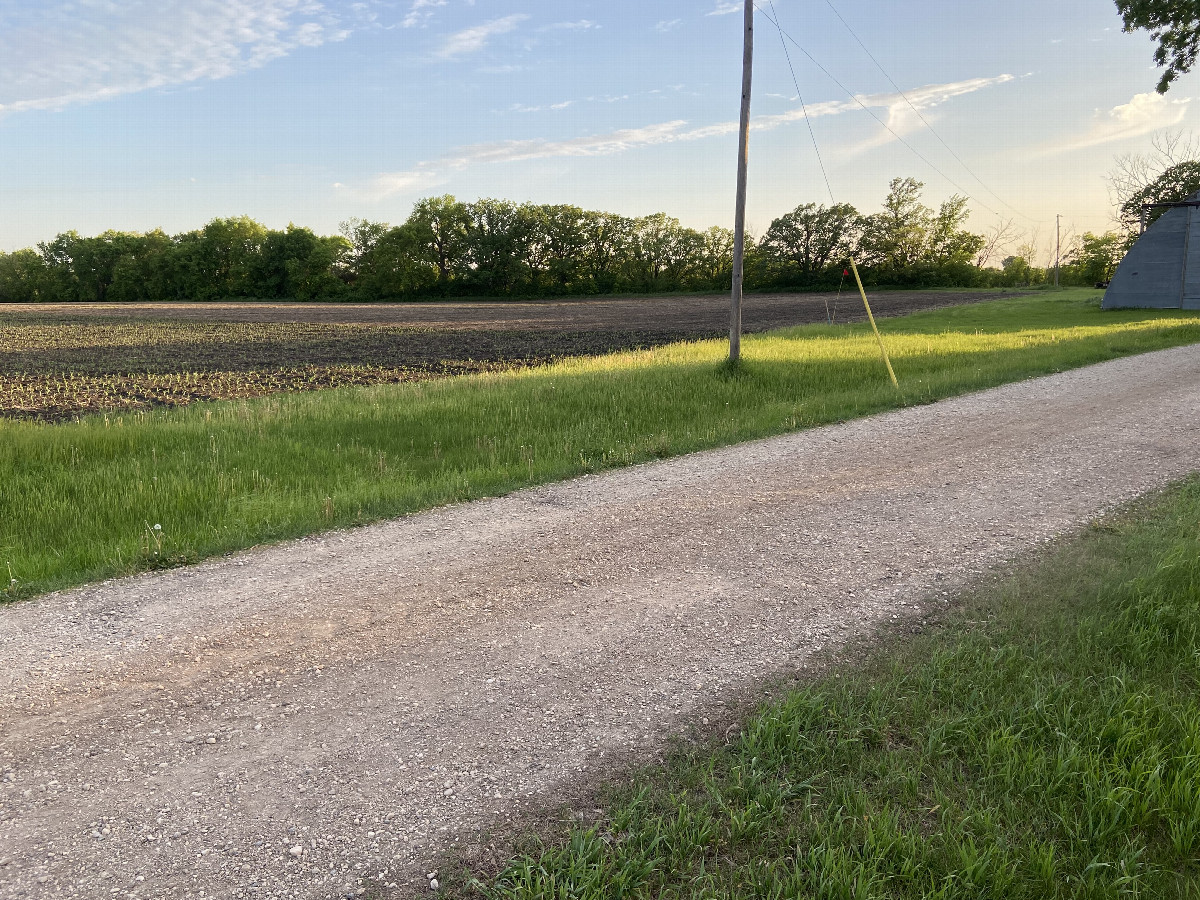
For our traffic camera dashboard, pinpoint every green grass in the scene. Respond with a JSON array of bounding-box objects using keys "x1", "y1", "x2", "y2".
[
  {"x1": 465, "y1": 476, "x2": 1200, "y2": 900},
  {"x1": 3, "y1": 289, "x2": 1199, "y2": 600}
]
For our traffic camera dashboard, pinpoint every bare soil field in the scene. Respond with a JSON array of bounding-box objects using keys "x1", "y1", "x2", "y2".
[
  {"x1": 1, "y1": 345, "x2": 1197, "y2": 899},
  {"x1": 0, "y1": 290, "x2": 1030, "y2": 330},
  {"x1": 0, "y1": 290, "x2": 1026, "y2": 421}
]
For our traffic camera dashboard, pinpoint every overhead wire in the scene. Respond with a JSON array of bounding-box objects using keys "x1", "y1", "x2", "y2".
[
  {"x1": 768, "y1": 0, "x2": 836, "y2": 206},
  {"x1": 769, "y1": 0, "x2": 845, "y2": 324},
  {"x1": 818, "y1": 0, "x2": 1037, "y2": 224},
  {"x1": 753, "y1": 2, "x2": 1007, "y2": 221}
]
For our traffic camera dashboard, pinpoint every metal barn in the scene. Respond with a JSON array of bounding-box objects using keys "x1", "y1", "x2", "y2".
[{"x1": 1103, "y1": 191, "x2": 1200, "y2": 310}]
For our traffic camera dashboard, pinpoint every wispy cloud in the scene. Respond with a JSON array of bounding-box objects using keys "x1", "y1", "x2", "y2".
[
  {"x1": 505, "y1": 101, "x2": 576, "y2": 113},
  {"x1": 1040, "y1": 92, "x2": 1190, "y2": 154},
  {"x1": 346, "y1": 74, "x2": 1013, "y2": 199},
  {"x1": 437, "y1": 14, "x2": 528, "y2": 58},
  {"x1": 656, "y1": 19, "x2": 683, "y2": 32},
  {"x1": 540, "y1": 20, "x2": 599, "y2": 32},
  {"x1": 339, "y1": 169, "x2": 445, "y2": 198},
  {"x1": 0, "y1": 0, "x2": 349, "y2": 115},
  {"x1": 402, "y1": 0, "x2": 446, "y2": 29},
  {"x1": 707, "y1": 2, "x2": 743, "y2": 15},
  {"x1": 849, "y1": 75, "x2": 1017, "y2": 152}
]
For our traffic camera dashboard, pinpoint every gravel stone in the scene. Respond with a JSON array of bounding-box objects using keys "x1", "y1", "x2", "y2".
[{"x1": 0, "y1": 345, "x2": 1198, "y2": 898}]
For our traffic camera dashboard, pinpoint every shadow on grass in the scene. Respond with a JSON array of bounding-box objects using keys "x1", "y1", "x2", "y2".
[{"x1": 2, "y1": 291, "x2": 1199, "y2": 601}]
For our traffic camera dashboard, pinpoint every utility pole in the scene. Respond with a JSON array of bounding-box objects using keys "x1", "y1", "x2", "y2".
[
  {"x1": 1054, "y1": 214, "x2": 1061, "y2": 288},
  {"x1": 729, "y1": 0, "x2": 753, "y2": 363}
]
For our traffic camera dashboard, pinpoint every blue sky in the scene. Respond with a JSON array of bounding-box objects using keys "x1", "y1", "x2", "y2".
[{"x1": 0, "y1": 0, "x2": 1195, "y2": 261}]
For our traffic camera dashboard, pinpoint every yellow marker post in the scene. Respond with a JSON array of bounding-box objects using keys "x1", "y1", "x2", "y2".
[{"x1": 848, "y1": 258, "x2": 899, "y2": 389}]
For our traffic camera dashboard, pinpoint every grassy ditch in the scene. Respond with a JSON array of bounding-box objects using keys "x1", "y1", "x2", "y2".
[
  {"x1": 2, "y1": 289, "x2": 1199, "y2": 600},
  {"x1": 466, "y1": 476, "x2": 1200, "y2": 899}
]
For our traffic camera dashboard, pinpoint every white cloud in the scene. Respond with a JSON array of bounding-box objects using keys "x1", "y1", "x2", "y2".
[
  {"x1": 506, "y1": 100, "x2": 575, "y2": 113},
  {"x1": 1041, "y1": 92, "x2": 1191, "y2": 154},
  {"x1": 848, "y1": 75, "x2": 1017, "y2": 152},
  {"x1": 707, "y1": 2, "x2": 743, "y2": 15},
  {"x1": 337, "y1": 169, "x2": 445, "y2": 199},
  {"x1": 0, "y1": 0, "x2": 348, "y2": 115},
  {"x1": 441, "y1": 121, "x2": 692, "y2": 167},
  {"x1": 436, "y1": 14, "x2": 528, "y2": 58},
  {"x1": 402, "y1": 0, "x2": 446, "y2": 29},
  {"x1": 656, "y1": 19, "x2": 683, "y2": 32},
  {"x1": 540, "y1": 20, "x2": 599, "y2": 31},
  {"x1": 350, "y1": 74, "x2": 1013, "y2": 199}
]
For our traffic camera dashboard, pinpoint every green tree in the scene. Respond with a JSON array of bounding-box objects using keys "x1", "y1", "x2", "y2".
[
  {"x1": 579, "y1": 211, "x2": 633, "y2": 293},
  {"x1": 170, "y1": 217, "x2": 267, "y2": 300},
  {"x1": 853, "y1": 179, "x2": 984, "y2": 284},
  {"x1": 464, "y1": 199, "x2": 534, "y2": 295},
  {"x1": 0, "y1": 249, "x2": 49, "y2": 302},
  {"x1": 358, "y1": 224, "x2": 439, "y2": 298},
  {"x1": 1067, "y1": 231, "x2": 1127, "y2": 284},
  {"x1": 859, "y1": 178, "x2": 933, "y2": 272},
  {"x1": 35, "y1": 230, "x2": 150, "y2": 303},
  {"x1": 627, "y1": 213, "x2": 701, "y2": 291},
  {"x1": 108, "y1": 230, "x2": 174, "y2": 302},
  {"x1": 758, "y1": 202, "x2": 861, "y2": 283},
  {"x1": 530, "y1": 204, "x2": 589, "y2": 294},
  {"x1": 338, "y1": 218, "x2": 391, "y2": 286},
  {"x1": 405, "y1": 195, "x2": 472, "y2": 291},
  {"x1": 36, "y1": 231, "x2": 81, "y2": 300},
  {"x1": 695, "y1": 226, "x2": 735, "y2": 287},
  {"x1": 1117, "y1": 0, "x2": 1200, "y2": 92},
  {"x1": 1000, "y1": 254, "x2": 1034, "y2": 286},
  {"x1": 254, "y1": 225, "x2": 349, "y2": 299},
  {"x1": 1119, "y1": 159, "x2": 1200, "y2": 230},
  {"x1": 925, "y1": 196, "x2": 981, "y2": 262}
]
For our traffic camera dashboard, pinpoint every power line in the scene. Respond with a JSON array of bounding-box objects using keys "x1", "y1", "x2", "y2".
[
  {"x1": 768, "y1": 0, "x2": 836, "y2": 206},
  {"x1": 818, "y1": 0, "x2": 1037, "y2": 224},
  {"x1": 754, "y1": 2, "x2": 1007, "y2": 221}
]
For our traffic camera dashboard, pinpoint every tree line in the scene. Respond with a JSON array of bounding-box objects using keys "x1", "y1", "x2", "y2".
[{"x1": 0, "y1": 177, "x2": 1125, "y2": 303}]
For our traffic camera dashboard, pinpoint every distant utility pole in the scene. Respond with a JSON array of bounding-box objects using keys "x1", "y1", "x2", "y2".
[
  {"x1": 729, "y1": 0, "x2": 753, "y2": 364},
  {"x1": 1055, "y1": 214, "x2": 1061, "y2": 288}
]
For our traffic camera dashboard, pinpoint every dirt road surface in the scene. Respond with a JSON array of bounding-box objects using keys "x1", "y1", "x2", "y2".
[{"x1": 2, "y1": 343, "x2": 1198, "y2": 900}]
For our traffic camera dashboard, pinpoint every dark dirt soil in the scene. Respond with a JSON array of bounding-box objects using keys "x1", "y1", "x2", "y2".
[
  {"x1": 0, "y1": 290, "x2": 1029, "y2": 420},
  {"x1": 0, "y1": 289, "x2": 1029, "y2": 331}
]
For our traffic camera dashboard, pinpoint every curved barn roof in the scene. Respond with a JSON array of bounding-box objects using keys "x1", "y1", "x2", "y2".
[{"x1": 1103, "y1": 191, "x2": 1200, "y2": 310}]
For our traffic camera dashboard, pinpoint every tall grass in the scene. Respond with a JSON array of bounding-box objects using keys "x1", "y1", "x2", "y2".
[
  {"x1": 3, "y1": 290, "x2": 1199, "y2": 600},
  {"x1": 471, "y1": 477, "x2": 1200, "y2": 899}
]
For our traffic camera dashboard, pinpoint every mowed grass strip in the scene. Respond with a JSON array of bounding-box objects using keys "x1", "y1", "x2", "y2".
[
  {"x1": 2, "y1": 289, "x2": 1198, "y2": 600},
  {"x1": 467, "y1": 477, "x2": 1200, "y2": 900}
]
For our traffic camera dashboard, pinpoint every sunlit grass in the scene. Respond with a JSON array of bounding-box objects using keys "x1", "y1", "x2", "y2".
[
  {"x1": 2, "y1": 289, "x2": 1198, "y2": 600},
  {"x1": 468, "y1": 476, "x2": 1200, "y2": 899}
]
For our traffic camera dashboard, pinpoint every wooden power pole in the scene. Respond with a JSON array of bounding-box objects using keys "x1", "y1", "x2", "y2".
[
  {"x1": 1054, "y1": 214, "x2": 1061, "y2": 288},
  {"x1": 729, "y1": 0, "x2": 754, "y2": 363}
]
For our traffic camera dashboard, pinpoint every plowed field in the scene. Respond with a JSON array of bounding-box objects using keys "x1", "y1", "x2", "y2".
[{"x1": 0, "y1": 290, "x2": 1027, "y2": 420}]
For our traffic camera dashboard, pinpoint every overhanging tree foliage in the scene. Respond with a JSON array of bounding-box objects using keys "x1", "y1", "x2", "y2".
[
  {"x1": 1117, "y1": 0, "x2": 1200, "y2": 92},
  {"x1": 1119, "y1": 159, "x2": 1200, "y2": 229}
]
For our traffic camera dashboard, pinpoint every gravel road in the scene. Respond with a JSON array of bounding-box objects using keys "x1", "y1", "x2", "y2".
[{"x1": 2, "y1": 344, "x2": 1199, "y2": 900}]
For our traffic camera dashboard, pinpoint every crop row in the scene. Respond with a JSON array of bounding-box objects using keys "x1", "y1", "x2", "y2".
[
  {"x1": 0, "y1": 319, "x2": 438, "y2": 353},
  {"x1": 0, "y1": 365, "x2": 492, "y2": 421}
]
